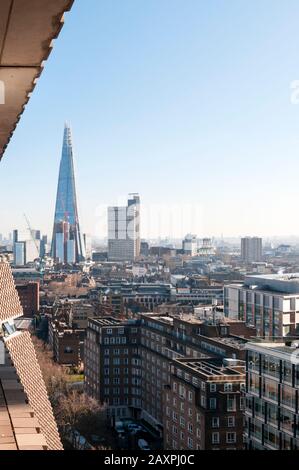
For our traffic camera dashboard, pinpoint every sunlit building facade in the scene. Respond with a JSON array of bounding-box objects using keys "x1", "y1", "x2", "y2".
[{"x1": 51, "y1": 125, "x2": 85, "y2": 264}]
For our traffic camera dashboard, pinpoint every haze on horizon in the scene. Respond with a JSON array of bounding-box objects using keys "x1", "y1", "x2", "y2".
[{"x1": 1, "y1": 0, "x2": 299, "y2": 240}]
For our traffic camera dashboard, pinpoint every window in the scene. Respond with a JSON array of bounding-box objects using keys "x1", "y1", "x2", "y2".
[
  {"x1": 188, "y1": 423, "x2": 193, "y2": 434},
  {"x1": 227, "y1": 416, "x2": 235, "y2": 427},
  {"x1": 210, "y1": 398, "x2": 217, "y2": 410},
  {"x1": 106, "y1": 329, "x2": 112, "y2": 335},
  {"x1": 187, "y1": 437, "x2": 193, "y2": 449},
  {"x1": 210, "y1": 384, "x2": 217, "y2": 392},
  {"x1": 212, "y1": 417, "x2": 220, "y2": 428},
  {"x1": 226, "y1": 432, "x2": 236, "y2": 444},
  {"x1": 227, "y1": 396, "x2": 236, "y2": 411},
  {"x1": 200, "y1": 396, "x2": 206, "y2": 408},
  {"x1": 224, "y1": 383, "x2": 233, "y2": 392},
  {"x1": 212, "y1": 433, "x2": 220, "y2": 444}
]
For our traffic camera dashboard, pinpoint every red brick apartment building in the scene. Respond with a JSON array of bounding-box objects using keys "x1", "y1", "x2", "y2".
[
  {"x1": 164, "y1": 357, "x2": 245, "y2": 450},
  {"x1": 85, "y1": 312, "x2": 252, "y2": 449},
  {"x1": 16, "y1": 282, "x2": 39, "y2": 318}
]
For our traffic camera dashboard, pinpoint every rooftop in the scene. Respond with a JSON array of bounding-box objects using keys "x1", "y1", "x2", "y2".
[{"x1": 173, "y1": 357, "x2": 245, "y2": 380}]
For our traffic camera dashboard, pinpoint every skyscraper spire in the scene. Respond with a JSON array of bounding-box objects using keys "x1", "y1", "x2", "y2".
[{"x1": 51, "y1": 124, "x2": 85, "y2": 264}]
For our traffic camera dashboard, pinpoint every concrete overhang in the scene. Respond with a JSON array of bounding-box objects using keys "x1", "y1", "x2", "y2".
[{"x1": 0, "y1": 0, "x2": 74, "y2": 160}]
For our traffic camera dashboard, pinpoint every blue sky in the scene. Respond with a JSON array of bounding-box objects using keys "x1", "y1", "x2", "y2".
[{"x1": 2, "y1": 0, "x2": 299, "y2": 239}]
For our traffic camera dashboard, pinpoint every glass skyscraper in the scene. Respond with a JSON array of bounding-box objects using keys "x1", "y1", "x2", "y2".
[{"x1": 51, "y1": 124, "x2": 85, "y2": 264}]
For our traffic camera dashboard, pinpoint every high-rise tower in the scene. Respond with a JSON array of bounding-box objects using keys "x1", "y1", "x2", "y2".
[
  {"x1": 51, "y1": 124, "x2": 85, "y2": 264},
  {"x1": 108, "y1": 194, "x2": 140, "y2": 261}
]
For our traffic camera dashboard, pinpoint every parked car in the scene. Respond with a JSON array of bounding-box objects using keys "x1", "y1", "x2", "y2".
[
  {"x1": 138, "y1": 439, "x2": 150, "y2": 450},
  {"x1": 127, "y1": 423, "x2": 143, "y2": 434}
]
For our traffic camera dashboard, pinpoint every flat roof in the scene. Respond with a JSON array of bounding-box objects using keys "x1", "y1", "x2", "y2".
[
  {"x1": 0, "y1": 0, "x2": 74, "y2": 159},
  {"x1": 174, "y1": 357, "x2": 245, "y2": 379}
]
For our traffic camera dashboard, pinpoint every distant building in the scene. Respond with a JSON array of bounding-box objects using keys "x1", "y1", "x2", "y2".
[
  {"x1": 51, "y1": 125, "x2": 85, "y2": 264},
  {"x1": 13, "y1": 241, "x2": 26, "y2": 266},
  {"x1": 108, "y1": 194, "x2": 140, "y2": 261},
  {"x1": 241, "y1": 237, "x2": 262, "y2": 263},
  {"x1": 182, "y1": 234, "x2": 198, "y2": 256},
  {"x1": 140, "y1": 241, "x2": 149, "y2": 257},
  {"x1": 13, "y1": 229, "x2": 40, "y2": 265},
  {"x1": 83, "y1": 233, "x2": 92, "y2": 259}
]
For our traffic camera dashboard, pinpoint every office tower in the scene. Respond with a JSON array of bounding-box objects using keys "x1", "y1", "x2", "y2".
[
  {"x1": 128, "y1": 193, "x2": 141, "y2": 258},
  {"x1": 224, "y1": 273, "x2": 299, "y2": 336},
  {"x1": 13, "y1": 230, "x2": 18, "y2": 244},
  {"x1": 245, "y1": 340, "x2": 299, "y2": 450},
  {"x1": 182, "y1": 234, "x2": 197, "y2": 256},
  {"x1": 51, "y1": 124, "x2": 85, "y2": 264},
  {"x1": 40, "y1": 235, "x2": 48, "y2": 258},
  {"x1": 241, "y1": 237, "x2": 262, "y2": 262},
  {"x1": 83, "y1": 233, "x2": 92, "y2": 259},
  {"x1": 13, "y1": 241, "x2": 26, "y2": 266},
  {"x1": 108, "y1": 194, "x2": 140, "y2": 261},
  {"x1": 31, "y1": 230, "x2": 41, "y2": 240}
]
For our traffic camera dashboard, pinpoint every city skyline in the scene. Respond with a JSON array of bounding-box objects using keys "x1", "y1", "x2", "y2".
[{"x1": 2, "y1": 1, "x2": 299, "y2": 238}]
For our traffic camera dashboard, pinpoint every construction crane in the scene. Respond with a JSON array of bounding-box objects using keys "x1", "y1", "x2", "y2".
[
  {"x1": 23, "y1": 213, "x2": 40, "y2": 258},
  {"x1": 23, "y1": 213, "x2": 46, "y2": 274}
]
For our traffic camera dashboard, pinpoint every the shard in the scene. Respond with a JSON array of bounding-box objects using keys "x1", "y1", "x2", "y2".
[{"x1": 51, "y1": 124, "x2": 85, "y2": 264}]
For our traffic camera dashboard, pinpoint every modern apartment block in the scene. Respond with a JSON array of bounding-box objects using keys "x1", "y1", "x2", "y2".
[
  {"x1": 108, "y1": 195, "x2": 141, "y2": 261},
  {"x1": 85, "y1": 312, "x2": 252, "y2": 448},
  {"x1": 241, "y1": 237, "x2": 262, "y2": 263},
  {"x1": 224, "y1": 274, "x2": 299, "y2": 337},
  {"x1": 245, "y1": 340, "x2": 299, "y2": 450},
  {"x1": 164, "y1": 357, "x2": 245, "y2": 450}
]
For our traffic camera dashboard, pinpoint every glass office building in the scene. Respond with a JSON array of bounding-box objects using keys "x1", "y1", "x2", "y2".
[{"x1": 51, "y1": 125, "x2": 85, "y2": 264}]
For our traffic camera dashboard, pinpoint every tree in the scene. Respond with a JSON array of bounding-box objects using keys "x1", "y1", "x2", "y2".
[{"x1": 55, "y1": 390, "x2": 107, "y2": 441}]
